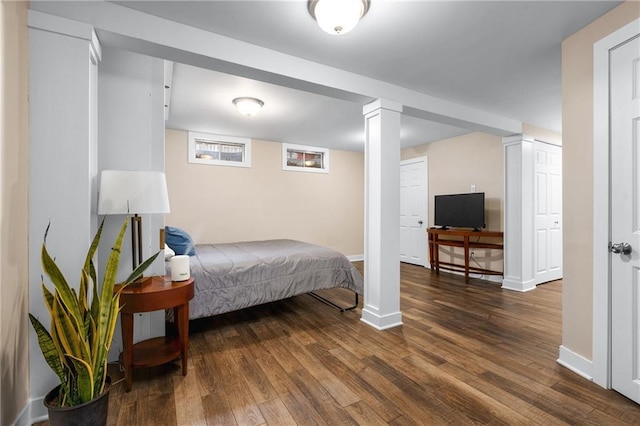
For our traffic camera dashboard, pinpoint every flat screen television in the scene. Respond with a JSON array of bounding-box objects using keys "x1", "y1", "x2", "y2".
[{"x1": 434, "y1": 192, "x2": 485, "y2": 230}]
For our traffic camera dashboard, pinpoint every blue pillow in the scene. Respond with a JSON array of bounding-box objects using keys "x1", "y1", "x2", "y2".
[{"x1": 165, "y1": 226, "x2": 196, "y2": 256}]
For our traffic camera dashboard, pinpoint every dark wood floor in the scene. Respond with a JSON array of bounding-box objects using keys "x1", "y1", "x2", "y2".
[{"x1": 37, "y1": 262, "x2": 640, "y2": 425}]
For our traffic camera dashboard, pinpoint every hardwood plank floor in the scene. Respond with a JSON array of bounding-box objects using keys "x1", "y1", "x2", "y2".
[{"x1": 35, "y1": 262, "x2": 640, "y2": 425}]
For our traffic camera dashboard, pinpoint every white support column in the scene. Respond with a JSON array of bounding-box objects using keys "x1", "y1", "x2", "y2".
[
  {"x1": 502, "y1": 134, "x2": 536, "y2": 292},
  {"x1": 361, "y1": 99, "x2": 403, "y2": 330},
  {"x1": 28, "y1": 10, "x2": 101, "y2": 415}
]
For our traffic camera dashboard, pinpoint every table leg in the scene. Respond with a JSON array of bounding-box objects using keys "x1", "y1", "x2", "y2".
[
  {"x1": 175, "y1": 304, "x2": 189, "y2": 376},
  {"x1": 121, "y1": 312, "x2": 134, "y2": 392},
  {"x1": 464, "y1": 236, "x2": 470, "y2": 281},
  {"x1": 434, "y1": 234, "x2": 440, "y2": 274},
  {"x1": 428, "y1": 232, "x2": 433, "y2": 270}
]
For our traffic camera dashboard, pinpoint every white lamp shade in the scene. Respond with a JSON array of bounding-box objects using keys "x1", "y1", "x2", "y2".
[
  {"x1": 312, "y1": 0, "x2": 367, "y2": 35},
  {"x1": 97, "y1": 170, "x2": 170, "y2": 215}
]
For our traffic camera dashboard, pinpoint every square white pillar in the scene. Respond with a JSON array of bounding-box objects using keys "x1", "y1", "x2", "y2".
[
  {"x1": 502, "y1": 135, "x2": 536, "y2": 292},
  {"x1": 28, "y1": 9, "x2": 101, "y2": 409},
  {"x1": 361, "y1": 99, "x2": 403, "y2": 330}
]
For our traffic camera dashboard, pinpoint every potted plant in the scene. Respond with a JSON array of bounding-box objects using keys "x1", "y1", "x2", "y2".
[{"x1": 29, "y1": 217, "x2": 160, "y2": 426}]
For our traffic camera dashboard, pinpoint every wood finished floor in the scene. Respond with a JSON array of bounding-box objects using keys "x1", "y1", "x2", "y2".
[{"x1": 36, "y1": 262, "x2": 640, "y2": 425}]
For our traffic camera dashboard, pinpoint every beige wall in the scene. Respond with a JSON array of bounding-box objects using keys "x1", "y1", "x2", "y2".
[
  {"x1": 0, "y1": 1, "x2": 30, "y2": 424},
  {"x1": 400, "y1": 126, "x2": 561, "y2": 276},
  {"x1": 401, "y1": 131, "x2": 505, "y2": 273},
  {"x1": 561, "y1": 1, "x2": 640, "y2": 360},
  {"x1": 165, "y1": 129, "x2": 364, "y2": 257},
  {"x1": 402, "y1": 131, "x2": 504, "y2": 231}
]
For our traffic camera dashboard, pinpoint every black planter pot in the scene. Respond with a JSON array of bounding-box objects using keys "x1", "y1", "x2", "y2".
[{"x1": 44, "y1": 376, "x2": 111, "y2": 426}]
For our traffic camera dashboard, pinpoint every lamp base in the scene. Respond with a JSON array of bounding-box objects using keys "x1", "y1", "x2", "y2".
[{"x1": 129, "y1": 276, "x2": 152, "y2": 288}]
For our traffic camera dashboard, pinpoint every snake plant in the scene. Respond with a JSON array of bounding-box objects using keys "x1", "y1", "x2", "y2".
[{"x1": 29, "y1": 217, "x2": 160, "y2": 407}]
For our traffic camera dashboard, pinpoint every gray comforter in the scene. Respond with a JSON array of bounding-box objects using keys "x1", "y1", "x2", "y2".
[{"x1": 168, "y1": 239, "x2": 363, "y2": 320}]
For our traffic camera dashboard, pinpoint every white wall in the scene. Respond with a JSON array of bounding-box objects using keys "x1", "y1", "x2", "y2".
[{"x1": 98, "y1": 46, "x2": 167, "y2": 358}]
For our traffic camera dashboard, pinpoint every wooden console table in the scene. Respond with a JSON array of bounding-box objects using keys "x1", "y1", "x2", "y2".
[
  {"x1": 117, "y1": 276, "x2": 194, "y2": 391},
  {"x1": 427, "y1": 228, "x2": 504, "y2": 281}
]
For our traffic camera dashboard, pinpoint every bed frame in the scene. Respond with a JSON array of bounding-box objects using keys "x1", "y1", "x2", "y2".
[{"x1": 309, "y1": 291, "x2": 359, "y2": 312}]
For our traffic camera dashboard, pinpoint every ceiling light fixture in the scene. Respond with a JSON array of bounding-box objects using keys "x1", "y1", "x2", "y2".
[
  {"x1": 232, "y1": 97, "x2": 264, "y2": 116},
  {"x1": 308, "y1": 0, "x2": 370, "y2": 35}
]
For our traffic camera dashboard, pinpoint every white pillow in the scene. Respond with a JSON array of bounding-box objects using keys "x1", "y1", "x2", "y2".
[{"x1": 164, "y1": 245, "x2": 175, "y2": 261}]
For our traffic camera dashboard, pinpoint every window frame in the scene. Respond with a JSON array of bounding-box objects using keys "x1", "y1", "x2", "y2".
[
  {"x1": 282, "y1": 143, "x2": 330, "y2": 174},
  {"x1": 188, "y1": 131, "x2": 251, "y2": 168}
]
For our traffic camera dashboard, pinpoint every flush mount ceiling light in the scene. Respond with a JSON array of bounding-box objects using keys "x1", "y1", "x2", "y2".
[
  {"x1": 308, "y1": 0, "x2": 370, "y2": 35},
  {"x1": 232, "y1": 97, "x2": 264, "y2": 116}
]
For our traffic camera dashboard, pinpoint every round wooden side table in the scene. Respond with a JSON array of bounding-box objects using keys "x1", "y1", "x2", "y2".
[{"x1": 117, "y1": 276, "x2": 194, "y2": 392}]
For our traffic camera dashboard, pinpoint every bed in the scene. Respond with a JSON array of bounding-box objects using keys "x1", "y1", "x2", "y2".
[{"x1": 165, "y1": 238, "x2": 364, "y2": 320}]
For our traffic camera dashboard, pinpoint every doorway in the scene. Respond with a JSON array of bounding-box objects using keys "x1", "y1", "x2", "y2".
[
  {"x1": 609, "y1": 34, "x2": 640, "y2": 402},
  {"x1": 400, "y1": 157, "x2": 428, "y2": 266},
  {"x1": 592, "y1": 18, "x2": 640, "y2": 398},
  {"x1": 533, "y1": 141, "x2": 563, "y2": 285}
]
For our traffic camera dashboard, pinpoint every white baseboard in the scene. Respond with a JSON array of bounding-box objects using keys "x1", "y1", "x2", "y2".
[
  {"x1": 360, "y1": 308, "x2": 403, "y2": 330},
  {"x1": 440, "y1": 268, "x2": 503, "y2": 284},
  {"x1": 11, "y1": 402, "x2": 30, "y2": 426},
  {"x1": 557, "y1": 345, "x2": 594, "y2": 381},
  {"x1": 347, "y1": 254, "x2": 364, "y2": 262},
  {"x1": 501, "y1": 278, "x2": 536, "y2": 292},
  {"x1": 475, "y1": 274, "x2": 503, "y2": 283},
  {"x1": 12, "y1": 397, "x2": 47, "y2": 426}
]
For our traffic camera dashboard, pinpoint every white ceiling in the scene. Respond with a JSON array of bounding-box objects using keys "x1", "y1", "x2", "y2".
[{"x1": 116, "y1": 0, "x2": 621, "y2": 151}]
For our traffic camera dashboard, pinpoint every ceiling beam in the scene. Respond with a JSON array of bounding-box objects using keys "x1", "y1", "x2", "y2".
[{"x1": 32, "y1": 1, "x2": 522, "y2": 136}]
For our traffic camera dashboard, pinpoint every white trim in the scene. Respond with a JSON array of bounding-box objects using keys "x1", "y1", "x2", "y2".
[
  {"x1": 11, "y1": 397, "x2": 48, "y2": 426},
  {"x1": 363, "y1": 98, "x2": 403, "y2": 116},
  {"x1": 28, "y1": 9, "x2": 95, "y2": 42},
  {"x1": 400, "y1": 156, "x2": 427, "y2": 166},
  {"x1": 28, "y1": 397, "x2": 48, "y2": 425},
  {"x1": 347, "y1": 254, "x2": 364, "y2": 262},
  {"x1": 187, "y1": 131, "x2": 251, "y2": 168},
  {"x1": 501, "y1": 278, "x2": 536, "y2": 292},
  {"x1": 438, "y1": 268, "x2": 503, "y2": 284},
  {"x1": 557, "y1": 345, "x2": 594, "y2": 381},
  {"x1": 483, "y1": 275, "x2": 504, "y2": 284},
  {"x1": 360, "y1": 308, "x2": 403, "y2": 330},
  {"x1": 281, "y1": 142, "x2": 329, "y2": 174},
  {"x1": 10, "y1": 401, "x2": 31, "y2": 426},
  {"x1": 592, "y1": 17, "x2": 640, "y2": 389}
]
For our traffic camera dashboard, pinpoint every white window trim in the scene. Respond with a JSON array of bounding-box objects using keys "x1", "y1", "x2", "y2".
[
  {"x1": 188, "y1": 131, "x2": 251, "y2": 168},
  {"x1": 282, "y1": 143, "x2": 330, "y2": 174}
]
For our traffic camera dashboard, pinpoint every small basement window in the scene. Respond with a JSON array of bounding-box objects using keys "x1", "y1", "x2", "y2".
[
  {"x1": 282, "y1": 143, "x2": 329, "y2": 173},
  {"x1": 188, "y1": 132, "x2": 251, "y2": 168}
]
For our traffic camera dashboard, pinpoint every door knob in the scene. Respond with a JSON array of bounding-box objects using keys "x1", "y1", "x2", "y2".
[
  {"x1": 418, "y1": 220, "x2": 423, "y2": 225},
  {"x1": 609, "y1": 242, "x2": 632, "y2": 255}
]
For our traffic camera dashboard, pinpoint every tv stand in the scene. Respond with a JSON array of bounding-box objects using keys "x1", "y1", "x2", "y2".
[{"x1": 427, "y1": 228, "x2": 504, "y2": 281}]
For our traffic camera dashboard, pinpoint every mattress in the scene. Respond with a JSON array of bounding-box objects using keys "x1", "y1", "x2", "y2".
[{"x1": 167, "y1": 239, "x2": 363, "y2": 320}]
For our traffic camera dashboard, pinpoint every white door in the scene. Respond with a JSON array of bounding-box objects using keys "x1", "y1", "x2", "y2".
[
  {"x1": 534, "y1": 141, "x2": 563, "y2": 285},
  {"x1": 400, "y1": 157, "x2": 427, "y2": 266},
  {"x1": 611, "y1": 35, "x2": 640, "y2": 403}
]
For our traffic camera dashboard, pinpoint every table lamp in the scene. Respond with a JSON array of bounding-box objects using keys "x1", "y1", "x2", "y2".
[{"x1": 97, "y1": 170, "x2": 171, "y2": 282}]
